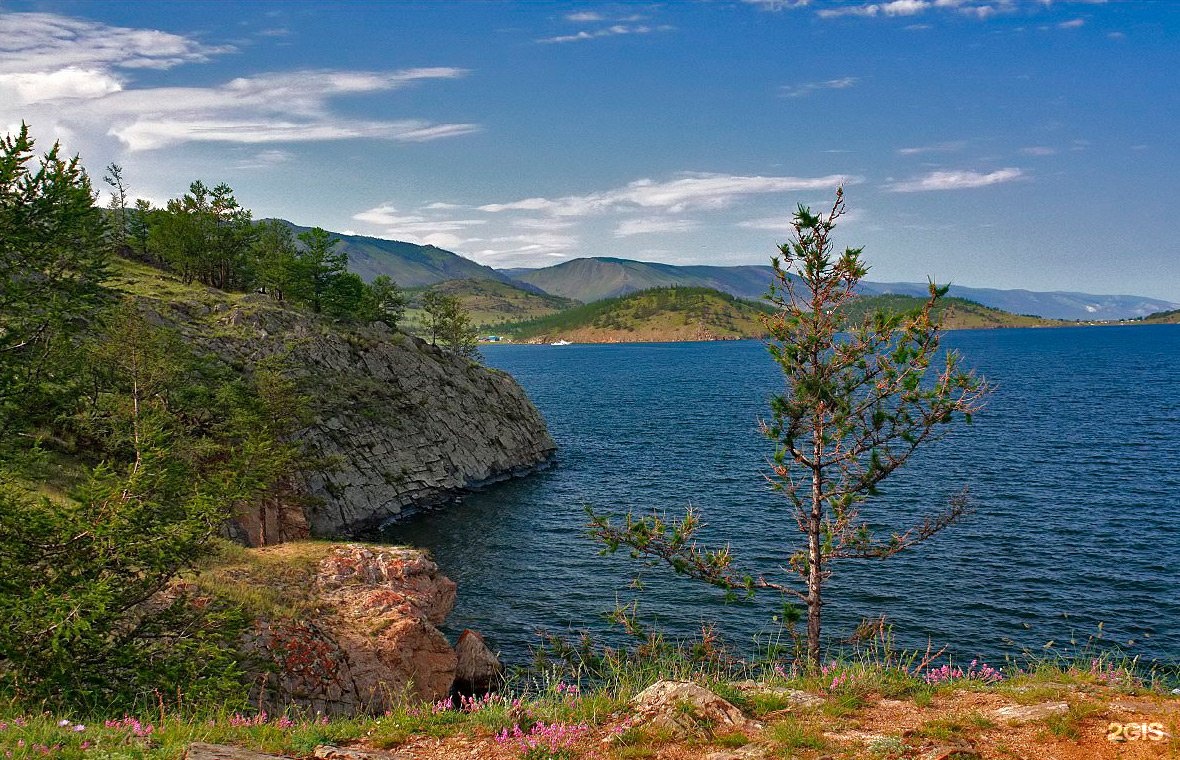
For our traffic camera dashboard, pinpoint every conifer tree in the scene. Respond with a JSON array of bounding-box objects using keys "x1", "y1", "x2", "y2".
[{"x1": 589, "y1": 189, "x2": 991, "y2": 666}]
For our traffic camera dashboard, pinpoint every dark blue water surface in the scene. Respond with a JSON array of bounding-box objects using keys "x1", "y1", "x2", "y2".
[{"x1": 382, "y1": 326, "x2": 1180, "y2": 666}]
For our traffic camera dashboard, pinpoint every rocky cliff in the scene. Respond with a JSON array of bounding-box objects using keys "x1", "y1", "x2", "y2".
[{"x1": 131, "y1": 286, "x2": 555, "y2": 541}]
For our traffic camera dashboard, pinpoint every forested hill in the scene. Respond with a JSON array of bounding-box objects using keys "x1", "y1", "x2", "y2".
[{"x1": 495, "y1": 287, "x2": 1062, "y2": 344}]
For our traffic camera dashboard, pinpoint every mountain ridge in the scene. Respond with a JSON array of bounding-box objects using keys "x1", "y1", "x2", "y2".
[{"x1": 263, "y1": 223, "x2": 1178, "y2": 321}]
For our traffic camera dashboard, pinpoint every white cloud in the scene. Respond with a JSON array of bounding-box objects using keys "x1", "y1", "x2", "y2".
[
  {"x1": 565, "y1": 12, "x2": 605, "y2": 22},
  {"x1": 0, "y1": 12, "x2": 231, "y2": 73},
  {"x1": 538, "y1": 24, "x2": 672, "y2": 44},
  {"x1": 817, "y1": 0, "x2": 1017, "y2": 20},
  {"x1": 1058, "y1": 17, "x2": 1085, "y2": 28},
  {"x1": 897, "y1": 140, "x2": 966, "y2": 155},
  {"x1": 351, "y1": 203, "x2": 488, "y2": 234},
  {"x1": 0, "y1": 67, "x2": 123, "y2": 104},
  {"x1": 480, "y1": 172, "x2": 858, "y2": 217},
  {"x1": 0, "y1": 13, "x2": 476, "y2": 152},
  {"x1": 615, "y1": 217, "x2": 700, "y2": 237},
  {"x1": 742, "y1": 0, "x2": 812, "y2": 9},
  {"x1": 780, "y1": 77, "x2": 859, "y2": 98},
  {"x1": 234, "y1": 149, "x2": 294, "y2": 169},
  {"x1": 885, "y1": 167, "x2": 1024, "y2": 192},
  {"x1": 1020, "y1": 146, "x2": 1057, "y2": 156}
]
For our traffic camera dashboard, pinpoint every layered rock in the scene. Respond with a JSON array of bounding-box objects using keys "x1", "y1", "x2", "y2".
[
  {"x1": 140, "y1": 294, "x2": 556, "y2": 540},
  {"x1": 242, "y1": 544, "x2": 469, "y2": 715}
]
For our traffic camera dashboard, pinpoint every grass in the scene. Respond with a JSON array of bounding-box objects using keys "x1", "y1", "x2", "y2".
[{"x1": 2, "y1": 639, "x2": 1176, "y2": 760}]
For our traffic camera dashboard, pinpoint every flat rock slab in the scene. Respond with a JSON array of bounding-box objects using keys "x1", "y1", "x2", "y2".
[
  {"x1": 731, "y1": 680, "x2": 825, "y2": 709},
  {"x1": 185, "y1": 744, "x2": 288, "y2": 760},
  {"x1": 994, "y1": 701, "x2": 1069, "y2": 724},
  {"x1": 315, "y1": 747, "x2": 398, "y2": 759},
  {"x1": 705, "y1": 744, "x2": 771, "y2": 760}
]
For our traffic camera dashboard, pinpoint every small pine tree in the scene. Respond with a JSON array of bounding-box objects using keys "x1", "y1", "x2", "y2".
[{"x1": 589, "y1": 189, "x2": 991, "y2": 667}]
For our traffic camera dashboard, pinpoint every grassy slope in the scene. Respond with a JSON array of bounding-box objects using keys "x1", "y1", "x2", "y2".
[
  {"x1": 400, "y1": 278, "x2": 580, "y2": 333},
  {"x1": 1140, "y1": 307, "x2": 1180, "y2": 324},
  {"x1": 499, "y1": 286, "x2": 773, "y2": 342}
]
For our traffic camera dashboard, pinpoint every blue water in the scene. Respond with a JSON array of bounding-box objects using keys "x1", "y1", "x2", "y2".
[{"x1": 382, "y1": 325, "x2": 1180, "y2": 667}]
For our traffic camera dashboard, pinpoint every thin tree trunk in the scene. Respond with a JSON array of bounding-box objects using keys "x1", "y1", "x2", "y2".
[{"x1": 807, "y1": 415, "x2": 824, "y2": 668}]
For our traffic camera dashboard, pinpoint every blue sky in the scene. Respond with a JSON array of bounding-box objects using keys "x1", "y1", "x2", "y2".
[{"x1": 1, "y1": 1, "x2": 1176, "y2": 300}]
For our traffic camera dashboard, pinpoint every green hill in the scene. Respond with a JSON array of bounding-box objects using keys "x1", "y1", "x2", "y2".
[
  {"x1": 499, "y1": 286, "x2": 773, "y2": 343},
  {"x1": 399, "y1": 278, "x2": 580, "y2": 334},
  {"x1": 496, "y1": 288, "x2": 1062, "y2": 344},
  {"x1": 1140, "y1": 307, "x2": 1180, "y2": 324},
  {"x1": 843, "y1": 294, "x2": 1066, "y2": 330}
]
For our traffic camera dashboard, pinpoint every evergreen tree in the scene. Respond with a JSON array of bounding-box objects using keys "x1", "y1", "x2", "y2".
[
  {"x1": 365, "y1": 274, "x2": 408, "y2": 326},
  {"x1": 293, "y1": 226, "x2": 347, "y2": 313},
  {"x1": 589, "y1": 190, "x2": 991, "y2": 667},
  {"x1": 103, "y1": 162, "x2": 129, "y2": 249},
  {"x1": 422, "y1": 289, "x2": 478, "y2": 358},
  {"x1": 0, "y1": 123, "x2": 108, "y2": 439},
  {"x1": 252, "y1": 218, "x2": 299, "y2": 301},
  {"x1": 129, "y1": 198, "x2": 153, "y2": 261}
]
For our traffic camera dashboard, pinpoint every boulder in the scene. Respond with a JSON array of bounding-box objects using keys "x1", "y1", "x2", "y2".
[
  {"x1": 626, "y1": 680, "x2": 753, "y2": 739},
  {"x1": 453, "y1": 629, "x2": 503, "y2": 694}
]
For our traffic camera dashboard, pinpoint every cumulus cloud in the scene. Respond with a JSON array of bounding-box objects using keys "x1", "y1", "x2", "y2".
[
  {"x1": 780, "y1": 77, "x2": 858, "y2": 98},
  {"x1": 885, "y1": 167, "x2": 1024, "y2": 192},
  {"x1": 614, "y1": 217, "x2": 700, "y2": 237},
  {"x1": 479, "y1": 173, "x2": 857, "y2": 216}
]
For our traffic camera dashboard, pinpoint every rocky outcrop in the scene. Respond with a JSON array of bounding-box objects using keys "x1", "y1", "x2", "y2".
[
  {"x1": 142, "y1": 294, "x2": 556, "y2": 540},
  {"x1": 241, "y1": 544, "x2": 463, "y2": 715}
]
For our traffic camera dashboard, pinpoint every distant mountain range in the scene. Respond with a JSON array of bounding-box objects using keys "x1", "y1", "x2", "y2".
[
  {"x1": 503, "y1": 257, "x2": 1179, "y2": 321},
  {"x1": 278, "y1": 223, "x2": 1179, "y2": 321}
]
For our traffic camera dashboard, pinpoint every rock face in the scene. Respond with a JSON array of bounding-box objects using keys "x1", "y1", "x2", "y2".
[
  {"x1": 243, "y1": 544, "x2": 462, "y2": 714},
  {"x1": 143, "y1": 294, "x2": 556, "y2": 540}
]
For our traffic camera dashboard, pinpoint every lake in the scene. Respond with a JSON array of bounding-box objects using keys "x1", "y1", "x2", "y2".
[{"x1": 381, "y1": 325, "x2": 1180, "y2": 668}]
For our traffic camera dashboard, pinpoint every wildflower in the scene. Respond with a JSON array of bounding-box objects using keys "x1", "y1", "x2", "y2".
[
  {"x1": 73, "y1": 725, "x2": 85, "y2": 732},
  {"x1": 58, "y1": 720, "x2": 70, "y2": 727}
]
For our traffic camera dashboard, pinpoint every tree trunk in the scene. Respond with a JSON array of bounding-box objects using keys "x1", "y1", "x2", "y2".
[{"x1": 807, "y1": 428, "x2": 824, "y2": 668}]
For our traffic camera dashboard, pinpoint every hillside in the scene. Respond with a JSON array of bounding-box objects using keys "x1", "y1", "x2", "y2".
[
  {"x1": 844, "y1": 294, "x2": 1065, "y2": 330},
  {"x1": 494, "y1": 288, "x2": 1060, "y2": 344},
  {"x1": 105, "y1": 258, "x2": 556, "y2": 537},
  {"x1": 405, "y1": 278, "x2": 579, "y2": 329},
  {"x1": 1140, "y1": 307, "x2": 1180, "y2": 324},
  {"x1": 499, "y1": 286, "x2": 773, "y2": 343},
  {"x1": 278, "y1": 221, "x2": 520, "y2": 287},
  {"x1": 502, "y1": 257, "x2": 1179, "y2": 321},
  {"x1": 504, "y1": 257, "x2": 776, "y2": 303}
]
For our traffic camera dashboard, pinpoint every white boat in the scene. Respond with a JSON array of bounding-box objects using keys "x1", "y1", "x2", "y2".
[{"x1": 550, "y1": 339, "x2": 572, "y2": 346}]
